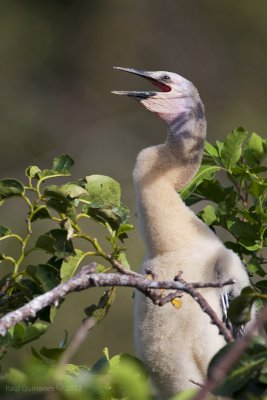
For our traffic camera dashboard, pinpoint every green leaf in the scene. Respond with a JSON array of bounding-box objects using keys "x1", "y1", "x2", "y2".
[
  {"x1": 10, "y1": 321, "x2": 48, "y2": 348},
  {"x1": 249, "y1": 132, "x2": 267, "y2": 155},
  {"x1": 25, "y1": 166, "x2": 41, "y2": 179},
  {"x1": 22, "y1": 322, "x2": 49, "y2": 346},
  {"x1": 51, "y1": 155, "x2": 74, "y2": 174},
  {"x1": 115, "y1": 221, "x2": 133, "y2": 241},
  {"x1": 43, "y1": 185, "x2": 68, "y2": 200},
  {"x1": 228, "y1": 287, "x2": 255, "y2": 325},
  {"x1": 84, "y1": 288, "x2": 116, "y2": 323},
  {"x1": 194, "y1": 179, "x2": 226, "y2": 204},
  {"x1": 238, "y1": 206, "x2": 258, "y2": 224},
  {"x1": 239, "y1": 239, "x2": 262, "y2": 252},
  {"x1": 47, "y1": 198, "x2": 77, "y2": 222},
  {"x1": 43, "y1": 185, "x2": 79, "y2": 221},
  {"x1": 108, "y1": 353, "x2": 150, "y2": 399},
  {"x1": 184, "y1": 193, "x2": 204, "y2": 206},
  {"x1": 52, "y1": 229, "x2": 75, "y2": 258},
  {"x1": 49, "y1": 305, "x2": 57, "y2": 323},
  {"x1": 37, "y1": 156, "x2": 74, "y2": 181},
  {"x1": 247, "y1": 259, "x2": 266, "y2": 277},
  {"x1": 9, "y1": 276, "x2": 38, "y2": 304},
  {"x1": 118, "y1": 252, "x2": 130, "y2": 269},
  {"x1": 0, "y1": 225, "x2": 11, "y2": 237},
  {"x1": 84, "y1": 204, "x2": 130, "y2": 231},
  {"x1": 60, "y1": 249, "x2": 85, "y2": 281},
  {"x1": 44, "y1": 183, "x2": 87, "y2": 201},
  {"x1": 84, "y1": 175, "x2": 121, "y2": 207},
  {"x1": 110, "y1": 353, "x2": 148, "y2": 377},
  {"x1": 56, "y1": 183, "x2": 87, "y2": 199},
  {"x1": 0, "y1": 179, "x2": 24, "y2": 200},
  {"x1": 229, "y1": 221, "x2": 259, "y2": 241},
  {"x1": 35, "y1": 229, "x2": 75, "y2": 259},
  {"x1": 26, "y1": 264, "x2": 60, "y2": 292},
  {"x1": 204, "y1": 141, "x2": 220, "y2": 158},
  {"x1": 12, "y1": 323, "x2": 26, "y2": 346},
  {"x1": 64, "y1": 363, "x2": 84, "y2": 375},
  {"x1": 201, "y1": 205, "x2": 217, "y2": 225},
  {"x1": 7, "y1": 368, "x2": 27, "y2": 385},
  {"x1": 90, "y1": 355, "x2": 110, "y2": 374},
  {"x1": 209, "y1": 337, "x2": 267, "y2": 397},
  {"x1": 116, "y1": 223, "x2": 134, "y2": 238},
  {"x1": 35, "y1": 235, "x2": 55, "y2": 255},
  {"x1": 39, "y1": 346, "x2": 65, "y2": 361},
  {"x1": 95, "y1": 264, "x2": 108, "y2": 273},
  {"x1": 31, "y1": 346, "x2": 48, "y2": 364},
  {"x1": 248, "y1": 179, "x2": 267, "y2": 197},
  {"x1": 37, "y1": 169, "x2": 70, "y2": 180},
  {"x1": 221, "y1": 127, "x2": 248, "y2": 170},
  {"x1": 81, "y1": 175, "x2": 129, "y2": 230},
  {"x1": 255, "y1": 280, "x2": 267, "y2": 294},
  {"x1": 30, "y1": 206, "x2": 52, "y2": 222},
  {"x1": 112, "y1": 204, "x2": 130, "y2": 224},
  {"x1": 245, "y1": 132, "x2": 267, "y2": 165},
  {"x1": 216, "y1": 140, "x2": 224, "y2": 156},
  {"x1": 180, "y1": 164, "x2": 221, "y2": 200}
]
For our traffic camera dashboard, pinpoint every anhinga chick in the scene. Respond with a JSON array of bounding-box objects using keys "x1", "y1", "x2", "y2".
[{"x1": 112, "y1": 67, "x2": 250, "y2": 398}]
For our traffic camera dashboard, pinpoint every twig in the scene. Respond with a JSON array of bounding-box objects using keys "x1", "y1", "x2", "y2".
[
  {"x1": 176, "y1": 275, "x2": 234, "y2": 343},
  {"x1": 189, "y1": 379, "x2": 204, "y2": 388},
  {"x1": 59, "y1": 317, "x2": 97, "y2": 367},
  {"x1": 0, "y1": 278, "x2": 11, "y2": 297},
  {"x1": 108, "y1": 256, "x2": 139, "y2": 276},
  {"x1": 157, "y1": 290, "x2": 183, "y2": 306},
  {"x1": 192, "y1": 303, "x2": 267, "y2": 400},
  {"x1": 0, "y1": 263, "x2": 234, "y2": 338},
  {"x1": 59, "y1": 287, "x2": 116, "y2": 366}
]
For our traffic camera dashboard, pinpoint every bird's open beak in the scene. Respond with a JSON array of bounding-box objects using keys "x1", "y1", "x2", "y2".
[{"x1": 112, "y1": 66, "x2": 171, "y2": 100}]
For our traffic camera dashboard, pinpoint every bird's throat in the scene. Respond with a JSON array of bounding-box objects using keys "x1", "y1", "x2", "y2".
[{"x1": 133, "y1": 113, "x2": 206, "y2": 256}]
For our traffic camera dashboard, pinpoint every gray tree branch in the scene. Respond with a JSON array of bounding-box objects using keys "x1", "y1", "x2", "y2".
[{"x1": 0, "y1": 262, "x2": 234, "y2": 343}]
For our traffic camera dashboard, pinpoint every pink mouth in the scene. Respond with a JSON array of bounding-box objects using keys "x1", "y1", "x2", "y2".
[{"x1": 148, "y1": 78, "x2": 171, "y2": 93}]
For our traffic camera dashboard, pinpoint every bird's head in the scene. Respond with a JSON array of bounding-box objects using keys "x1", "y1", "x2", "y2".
[{"x1": 112, "y1": 67, "x2": 202, "y2": 124}]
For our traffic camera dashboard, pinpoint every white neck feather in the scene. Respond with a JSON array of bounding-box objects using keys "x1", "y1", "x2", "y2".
[{"x1": 133, "y1": 111, "x2": 206, "y2": 257}]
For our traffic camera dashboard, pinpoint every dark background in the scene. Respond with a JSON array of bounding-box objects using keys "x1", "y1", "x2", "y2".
[{"x1": 0, "y1": 0, "x2": 266, "y2": 369}]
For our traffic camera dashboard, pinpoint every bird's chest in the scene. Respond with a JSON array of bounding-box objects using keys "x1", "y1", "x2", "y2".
[{"x1": 142, "y1": 248, "x2": 216, "y2": 283}]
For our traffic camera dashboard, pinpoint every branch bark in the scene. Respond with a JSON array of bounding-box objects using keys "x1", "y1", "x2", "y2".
[{"x1": 0, "y1": 262, "x2": 234, "y2": 342}]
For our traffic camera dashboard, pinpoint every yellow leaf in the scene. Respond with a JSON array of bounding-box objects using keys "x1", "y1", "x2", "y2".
[{"x1": 171, "y1": 298, "x2": 182, "y2": 309}]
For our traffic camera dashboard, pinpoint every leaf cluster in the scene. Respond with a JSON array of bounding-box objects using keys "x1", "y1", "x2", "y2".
[
  {"x1": 181, "y1": 128, "x2": 267, "y2": 399},
  {"x1": 0, "y1": 347, "x2": 151, "y2": 400},
  {"x1": 0, "y1": 155, "x2": 133, "y2": 357},
  {"x1": 181, "y1": 128, "x2": 267, "y2": 297}
]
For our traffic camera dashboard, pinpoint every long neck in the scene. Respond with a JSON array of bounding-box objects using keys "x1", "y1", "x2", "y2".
[{"x1": 133, "y1": 111, "x2": 206, "y2": 257}]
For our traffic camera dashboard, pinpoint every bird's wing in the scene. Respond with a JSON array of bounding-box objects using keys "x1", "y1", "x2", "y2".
[{"x1": 221, "y1": 290, "x2": 244, "y2": 339}]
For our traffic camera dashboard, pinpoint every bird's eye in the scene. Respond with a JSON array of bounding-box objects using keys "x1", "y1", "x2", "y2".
[{"x1": 161, "y1": 75, "x2": 170, "y2": 81}]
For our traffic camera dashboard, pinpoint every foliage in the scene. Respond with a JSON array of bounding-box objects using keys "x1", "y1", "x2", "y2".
[
  {"x1": 208, "y1": 337, "x2": 267, "y2": 400},
  {"x1": 181, "y1": 128, "x2": 267, "y2": 319},
  {"x1": 0, "y1": 128, "x2": 266, "y2": 399},
  {"x1": 0, "y1": 347, "x2": 151, "y2": 400},
  {"x1": 0, "y1": 154, "x2": 133, "y2": 358},
  {"x1": 181, "y1": 128, "x2": 267, "y2": 400}
]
